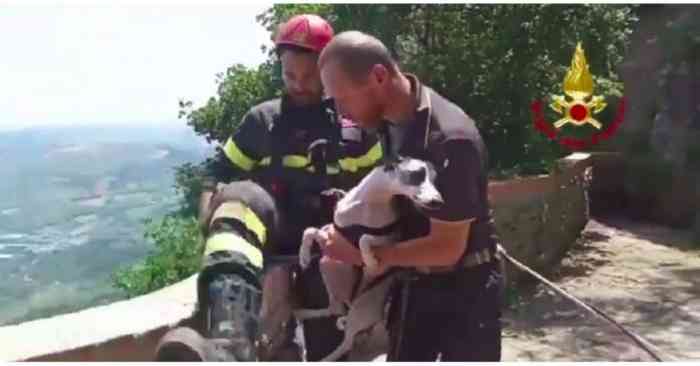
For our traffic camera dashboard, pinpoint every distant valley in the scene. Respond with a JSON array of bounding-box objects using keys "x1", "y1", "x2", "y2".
[{"x1": 0, "y1": 124, "x2": 213, "y2": 325}]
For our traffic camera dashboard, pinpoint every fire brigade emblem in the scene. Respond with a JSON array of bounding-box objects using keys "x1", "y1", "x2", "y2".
[
  {"x1": 550, "y1": 42, "x2": 607, "y2": 130},
  {"x1": 531, "y1": 42, "x2": 626, "y2": 150}
]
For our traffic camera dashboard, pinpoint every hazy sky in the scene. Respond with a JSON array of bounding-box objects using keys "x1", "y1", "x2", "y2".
[{"x1": 0, "y1": 1, "x2": 274, "y2": 132}]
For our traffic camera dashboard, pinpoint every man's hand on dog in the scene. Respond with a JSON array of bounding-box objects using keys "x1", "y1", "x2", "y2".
[
  {"x1": 321, "y1": 226, "x2": 390, "y2": 275},
  {"x1": 320, "y1": 225, "x2": 364, "y2": 267}
]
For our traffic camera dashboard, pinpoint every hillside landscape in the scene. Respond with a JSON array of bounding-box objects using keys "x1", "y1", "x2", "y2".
[{"x1": 0, "y1": 124, "x2": 212, "y2": 325}]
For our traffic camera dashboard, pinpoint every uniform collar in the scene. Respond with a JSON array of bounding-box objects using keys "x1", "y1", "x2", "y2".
[
  {"x1": 381, "y1": 73, "x2": 432, "y2": 157},
  {"x1": 405, "y1": 73, "x2": 430, "y2": 113}
]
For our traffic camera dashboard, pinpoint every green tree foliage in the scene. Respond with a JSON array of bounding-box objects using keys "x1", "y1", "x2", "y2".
[
  {"x1": 184, "y1": 4, "x2": 637, "y2": 175},
  {"x1": 179, "y1": 62, "x2": 279, "y2": 144},
  {"x1": 112, "y1": 215, "x2": 202, "y2": 298},
  {"x1": 172, "y1": 162, "x2": 207, "y2": 217},
  {"x1": 390, "y1": 4, "x2": 635, "y2": 173}
]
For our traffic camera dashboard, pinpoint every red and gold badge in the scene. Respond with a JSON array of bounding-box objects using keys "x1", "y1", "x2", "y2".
[{"x1": 531, "y1": 42, "x2": 625, "y2": 150}]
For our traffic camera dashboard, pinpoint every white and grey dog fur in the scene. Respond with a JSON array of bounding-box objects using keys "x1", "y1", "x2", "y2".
[{"x1": 296, "y1": 157, "x2": 444, "y2": 361}]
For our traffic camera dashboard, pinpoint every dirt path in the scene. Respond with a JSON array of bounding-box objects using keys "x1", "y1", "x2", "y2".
[{"x1": 502, "y1": 215, "x2": 700, "y2": 361}]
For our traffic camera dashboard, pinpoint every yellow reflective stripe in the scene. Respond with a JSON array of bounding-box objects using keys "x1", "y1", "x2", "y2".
[
  {"x1": 358, "y1": 142, "x2": 383, "y2": 167},
  {"x1": 210, "y1": 201, "x2": 267, "y2": 246},
  {"x1": 253, "y1": 144, "x2": 383, "y2": 174},
  {"x1": 222, "y1": 137, "x2": 257, "y2": 171},
  {"x1": 338, "y1": 158, "x2": 356, "y2": 172},
  {"x1": 283, "y1": 155, "x2": 308, "y2": 168},
  {"x1": 204, "y1": 232, "x2": 263, "y2": 269},
  {"x1": 339, "y1": 142, "x2": 383, "y2": 172},
  {"x1": 258, "y1": 155, "x2": 309, "y2": 168}
]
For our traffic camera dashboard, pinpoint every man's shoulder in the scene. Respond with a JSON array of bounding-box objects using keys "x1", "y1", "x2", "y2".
[
  {"x1": 426, "y1": 86, "x2": 481, "y2": 144},
  {"x1": 247, "y1": 98, "x2": 283, "y2": 119},
  {"x1": 422, "y1": 87, "x2": 487, "y2": 165},
  {"x1": 238, "y1": 98, "x2": 283, "y2": 132}
]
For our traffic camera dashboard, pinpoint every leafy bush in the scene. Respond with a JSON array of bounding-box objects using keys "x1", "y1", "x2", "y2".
[{"x1": 112, "y1": 214, "x2": 202, "y2": 298}]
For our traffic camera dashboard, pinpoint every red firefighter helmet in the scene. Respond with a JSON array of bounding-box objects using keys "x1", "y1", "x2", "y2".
[{"x1": 274, "y1": 14, "x2": 334, "y2": 53}]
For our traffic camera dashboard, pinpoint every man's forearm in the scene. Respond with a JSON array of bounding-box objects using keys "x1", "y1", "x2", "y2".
[
  {"x1": 374, "y1": 236, "x2": 465, "y2": 268},
  {"x1": 374, "y1": 221, "x2": 470, "y2": 268}
]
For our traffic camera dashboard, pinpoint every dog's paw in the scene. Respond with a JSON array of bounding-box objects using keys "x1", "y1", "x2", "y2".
[{"x1": 300, "y1": 228, "x2": 318, "y2": 269}]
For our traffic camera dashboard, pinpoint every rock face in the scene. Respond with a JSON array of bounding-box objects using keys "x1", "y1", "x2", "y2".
[{"x1": 615, "y1": 5, "x2": 700, "y2": 228}]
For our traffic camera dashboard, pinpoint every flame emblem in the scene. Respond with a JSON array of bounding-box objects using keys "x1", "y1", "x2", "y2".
[{"x1": 550, "y1": 42, "x2": 607, "y2": 129}]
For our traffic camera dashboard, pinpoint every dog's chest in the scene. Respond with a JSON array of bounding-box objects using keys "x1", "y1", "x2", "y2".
[{"x1": 333, "y1": 202, "x2": 400, "y2": 247}]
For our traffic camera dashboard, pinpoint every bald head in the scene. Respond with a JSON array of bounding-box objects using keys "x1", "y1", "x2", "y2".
[{"x1": 319, "y1": 31, "x2": 398, "y2": 83}]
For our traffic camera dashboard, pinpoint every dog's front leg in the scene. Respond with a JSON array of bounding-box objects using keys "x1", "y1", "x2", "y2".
[
  {"x1": 294, "y1": 226, "x2": 350, "y2": 321},
  {"x1": 299, "y1": 227, "x2": 323, "y2": 269}
]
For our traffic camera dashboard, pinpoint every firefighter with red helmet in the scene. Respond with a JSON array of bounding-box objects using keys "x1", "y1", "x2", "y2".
[{"x1": 199, "y1": 14, "x2": 382, "y2": 361}]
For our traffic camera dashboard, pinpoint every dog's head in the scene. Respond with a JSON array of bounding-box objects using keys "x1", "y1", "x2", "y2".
[
  {"x1": 336, "y1": 156, "x2": 443, "y2": 221},
  {"x1": 382, "y1": 157, "x2": 444, "y2": 210}
]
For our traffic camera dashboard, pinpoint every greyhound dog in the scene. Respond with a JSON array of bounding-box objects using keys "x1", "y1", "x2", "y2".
[
  {"x1": 297, "y1": 157, "x2": 444, "y2": 361},
  {"x1": 154, "y1": 180, "x2": 279, "y2": 362}
]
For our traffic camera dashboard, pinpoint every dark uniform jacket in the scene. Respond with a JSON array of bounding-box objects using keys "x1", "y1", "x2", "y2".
[
  {"x1": 381, "y1": 74, "x2": 498, "y2": 260},
  {"x1": 202, "y1": 94, "x2": 382, "y2": 255}
]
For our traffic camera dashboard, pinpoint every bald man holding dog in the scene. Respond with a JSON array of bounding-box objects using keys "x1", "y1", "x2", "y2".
[{"x1": 317, "y1": 31, "x2": 504, "y2": 361}]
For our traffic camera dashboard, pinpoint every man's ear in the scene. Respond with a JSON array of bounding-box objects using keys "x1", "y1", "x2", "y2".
[{"x1": 370, "y1": 64, "x2": 389, "y2": 86}]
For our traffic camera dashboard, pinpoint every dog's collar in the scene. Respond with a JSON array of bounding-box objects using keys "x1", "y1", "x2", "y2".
[
  {"x1": 210, "y1": 201, "x2": 267, "y2": 247},
  {"x1": 332, "y1": 220, "x2": 402, "y2": 246}
]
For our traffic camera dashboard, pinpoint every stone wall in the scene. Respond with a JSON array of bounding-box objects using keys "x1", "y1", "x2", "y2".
[
  {"x1": 0, "y1": 153, "x2": 595, "y2": 362},
  {"x1": 491, "y1": 153, "x2": 592, "y2": 284},
  {"x1": 0, "y1": 274, "x2": 199, "y2": 362}
]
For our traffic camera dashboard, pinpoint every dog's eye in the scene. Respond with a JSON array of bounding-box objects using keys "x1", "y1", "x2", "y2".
[{"x1": 406, "y1": 167, "x2": 426, "y2": 185}]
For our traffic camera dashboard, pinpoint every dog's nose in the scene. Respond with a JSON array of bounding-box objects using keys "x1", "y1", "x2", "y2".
[
  {"x1": 425, "y1": 197, "x2": 444, "y2": 209},
  {"x1": 416, "y1": 194, "x2": 443, "y2": 210}
]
